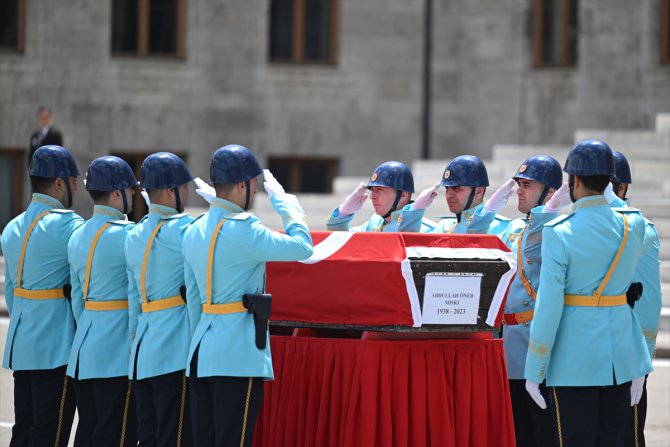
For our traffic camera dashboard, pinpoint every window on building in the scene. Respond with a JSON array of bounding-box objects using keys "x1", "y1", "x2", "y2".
[
  {"x1": 0, "y1": 149, "x2": 25, "y2": 230},
  {"x1": 662, "y1": 0, "x2": 670, "y2": 64},
  {"x1": 268, "y1": 156, "x2": 338, "y2": 193},
  {"x1": 0, "y1": 0, "x2": 24, "y2": 52},
  {"x1": 533, "y1": 0, "x2": 578, "y2": 67},
  {"x1": 269, "y1": 0, "x2": 338, "y2": 64},
  {"x1": 111, "y1": 0, "x2": 185, "y2": 58}
]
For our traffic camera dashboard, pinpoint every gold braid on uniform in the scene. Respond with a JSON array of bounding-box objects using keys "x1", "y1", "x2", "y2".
[
  {"x1": 552, "y1": 388, "x2": 564, "y2": 447},
  {"x1": 239, "y1": 377, "x2": 254, "y2": 447},
  {"x1": 53, "y1": 374, "x2": 69, "y2": 447},
  {"x1": 119, "y1": 381, "x2": 132, "y2": 447},
  {"x1": 177, "y1": 372, "x2": 187, "y2": 446}
]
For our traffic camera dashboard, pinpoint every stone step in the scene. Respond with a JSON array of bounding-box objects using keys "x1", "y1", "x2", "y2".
[
  {"x1": 663, "y1": 284, "x2": 670, "y2": 308},
  {"x1": 573, "y1": 130, "x2": 670, "y2": 160},
  {"x1": 659, "y1": 308, "x2": 670, "y2": 332},
  {"x1": 657, "y1": 113, "x2": 670, "y2": 133}
]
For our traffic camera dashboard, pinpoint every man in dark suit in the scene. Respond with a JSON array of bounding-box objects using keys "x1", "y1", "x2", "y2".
[{"x1": 29, "y1": 106, "x2": 63, "y2": 165}]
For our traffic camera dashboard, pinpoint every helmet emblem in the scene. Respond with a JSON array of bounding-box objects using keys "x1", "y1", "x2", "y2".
[
  {"x1": 444, "y1": 170, "x2": 451, "y2": 179},
  {"x1": 519, "y1": 164, "x2": 527, "y2": 173},
  {"x1": 371, "y1": 173, "x2": 378, "y2": 181}
]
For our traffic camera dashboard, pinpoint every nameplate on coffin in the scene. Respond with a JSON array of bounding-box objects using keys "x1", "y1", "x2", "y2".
[{"x1": 421, "y1": 272, "x2": 482, "y2": 325}]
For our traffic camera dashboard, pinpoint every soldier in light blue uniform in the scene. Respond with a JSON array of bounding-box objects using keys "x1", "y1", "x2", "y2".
[
  {"x1": 498, "y1": 155, "x2": 568, "y2": 447},
  {"x1": 126, "y1": 152, "x2": 194, "y2": 447},
  {"x1": 67, "y1": 156, "x2": 138, "y2": 446},
  {"x1": 524, "y1": 140, "x2": 652, "y2": 447},
  {"x1": 609, "y1": 150, "x2": 662, "y2": 447},
  {"x1": 1, "y1": 145, "x2": 83, "y2": 446},
  {"x1": 327, "y1": 161, "x2": 436, "y2": 232},
  {"x1": 183, "y1": 145, "x2": 313, "y2": 447},
  {"x1": 425, "y1": 155, "x2": 512, "y2": 237}
]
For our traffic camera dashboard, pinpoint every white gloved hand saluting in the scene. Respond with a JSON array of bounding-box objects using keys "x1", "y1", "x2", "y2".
[
  {"x1": 410, "y1": 184, "x2": 440, "y2": 211},
  {"x1": 542, "y1": 182, "x2": 571, "y2": 213},
  {"x1": 630, "y1": 376, "x2": 645, "y2": 406},
  {"x1": 604, "y1": 182, "x2": 617, "y2": 204},
  {"x1": 338, "y1": 182, "x2": 368, "y2": 216},
  {"x1": 141, "y1": 188, "x2": 151, "y2": 206},
  {"x1": 525, "y1": 380, "x2": 547, "y2": 409},
  {"x1": 194, "y1": 177, "x2": 216, "y2": 204},
  {"x1": 263, "y1": 169, "x2": 285, "y2": 199},
  {"x1": 483, "y1": 179, "x2": 516, "y2": 214}
]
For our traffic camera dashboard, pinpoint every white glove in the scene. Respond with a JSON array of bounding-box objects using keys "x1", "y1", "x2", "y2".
[
  {"x1": 542, "y1": 182, "x2": 571, "y2": 213},
  {"x1": 338, "y1": 183, "x2": 368, "y2": 216},
  {"x1": 410, "y1": 184, "x2": 440, "y2": 211},
  {"x1": 194, "y1": 177, "x2": 216, "y2": 204},
  {"x1": 141, "y1": 188, "x2": 151, "y2": 206},
  {"x1": 525, "y1": 380, "x2": 547, "y2": 409},
  {"x1": 630, "y1": 376, "x2": 645, "y2": 406},
  {"x1": 483, "y1": 179, "x2": 516, "y2": 214},
  {"x1": 604, "y1": 182, "x2": 617, "y2": 204},
  {"x1": 263, "y1": 169, "x2": 285, "y2": 199}
]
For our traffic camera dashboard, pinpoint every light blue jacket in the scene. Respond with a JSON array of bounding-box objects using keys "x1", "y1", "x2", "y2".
[
  {"x1": 524, "y1": 196, "x2": 653, "y2": 386},
  {"x1": 611, "y1": 197, "x2": 662, "y2": 358},
  {"x1": 66, "y1": 206, "x2": 134, "y2": 379},
  {"x1": 426, "y1": 203, "x2": 512, "y2": 239},
  {"x1": 126, "y1": 204, "x2": 194, "y2": 380},
  {"x1": 2, "y1": 194, "x2": 84, "y2": 370},
  {"x1": 502, "y1": 206, "x2": 558, "y2": 379},
  {"x1": 327, "y1": 203, "x2": 435, "y2": 232},
  {"x1": 183, "y1": 196, "x2": 313, "y2": 379}
]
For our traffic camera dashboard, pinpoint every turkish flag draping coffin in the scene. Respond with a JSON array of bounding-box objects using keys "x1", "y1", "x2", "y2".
[{"x1": 266, "y1": 231, "x2": 516, "y2": 331}]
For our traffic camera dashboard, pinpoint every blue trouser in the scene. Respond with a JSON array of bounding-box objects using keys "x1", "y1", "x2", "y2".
[
  {"x1": 11, "y1": 366, "x2": 76, "y2": 447},
  {"x1": 549, "y1": 381, "x2": 632, "y2": 447},
  {"x1": 133, "y1": 370, "x2": 193, "y2": 447},
  {"x1": 189, "y1": 347, "x2": 264, "y2": 447}
]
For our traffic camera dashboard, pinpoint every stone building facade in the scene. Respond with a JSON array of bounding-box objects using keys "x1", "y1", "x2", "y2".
[{"x1": 0, "y1": 0, "x2": 668, "y2": 223}]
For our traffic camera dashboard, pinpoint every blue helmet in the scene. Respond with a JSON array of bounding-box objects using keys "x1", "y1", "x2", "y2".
[
  {"x1": 210, "y1": 145, "x2": 262, "y2": 184},
  {"x1": 367, "y1": 161, "x2": 415, "y2": 193},
  {"x1": 85, "y1": 156, "x2": 138, "y2": 191},
  {"x1": 564, "y1": 140, "x2": 615, "y2": 177},
  {"x1": 141, "y1": 152, "x2": 193, "y2": 190},
  {"x1": 513, "y1": 155, "x2": 562, "y2": 189},
  {"x1": 612, "y1": 150, "x2": 632, "y2": 184},
  {"x1": 29, "y1": 145, "x2": 80, "y2": 178},
  {"x1": 441, "y1": 155, "x2": 489, "y2": 188}
]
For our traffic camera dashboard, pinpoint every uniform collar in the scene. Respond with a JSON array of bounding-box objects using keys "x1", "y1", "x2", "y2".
[
  {"x1": 149, "y1": 203, "x2": 178, "y2": 217},
  {"x1": 93, "y1": 205, "x2": 125, "y2": 220},
  {"x1": 461, "y1": 202, "x2": 484, "y2": 219},
  {"x1": 211, "y1": 198, "x2": 244, "y2": 214},
  {"x1": 31, "y1": 193, "x2": 64, "y2": 209},
  {"x1": 572, "y1": 195, "x2": 609, "y2": 211}
]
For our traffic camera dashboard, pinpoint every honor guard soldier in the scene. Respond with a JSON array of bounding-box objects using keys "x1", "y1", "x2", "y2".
[
  {"x1": 426, "y1": 155, "x2": 512, "y2": 236},
  {"x1": 125, "y1": 152, "x2": 195, "y2": 446},
  {"x1": 183, "y1": 145, "x2": 313, "y2": 446},
  {"x1": 524, "y1": 140, "x2": 652, "y2": 447},
  {"x1": 1, "y1": 145, "x2": 83, "y2": 446},
  {"x1": 608, "y1": 150, "x2": 662, "y2": 447},
  {"x1": 66, "y1": 156, "x2": 138, "y2": 446},
  {"x1": 327, "y1": 161, "x2": 436, "y2": 232},
  {"x1": 500, "y1": 155, "x2": 569, "y2": 447}
]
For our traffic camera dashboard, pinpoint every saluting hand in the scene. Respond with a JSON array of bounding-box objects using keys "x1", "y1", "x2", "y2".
[
  {"x1": 263, "y1": 169, "x2": 285, "y2": 198},
  {"x1": 410, "y1": 184, "x2": 440, "y2": 211},
  {"x1": 543, "y1": 182, "x2": 571, "y2": 213},
  {"x1": 141, "y1": 188, "x2": 151, "y2": 206},
  {"x1": 194, "y1": 177, "x2": 216, "y2": 204},
  {"x1": 338, "y1": 183, "x2": 368, "y2": 216},
  {"x1": 483, "y1": 179, "x2": 516, "y2": 214}
]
